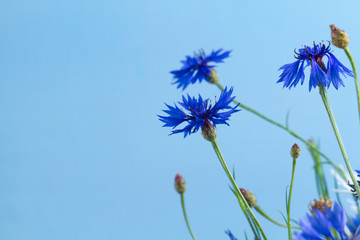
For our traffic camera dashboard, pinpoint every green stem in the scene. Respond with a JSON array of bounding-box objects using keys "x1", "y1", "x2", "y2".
[
  {"x1": 287, "y1": 157, "x2": 297, "y2": 240},
  {"x1": 180, "y1": 194, "x2": 197, "y2": 240},
  {"x1": 215, "y1": 83, "x2": 347, "y2": 181},
  {"x1": 344, "y1": 48, "x2": 360, "y2": 122},
  {"x1": 254, "y1": 206, "x2": 300, "y2": 230},
  {"x1": 211, "y1": 139, "x2": 267, "y2": 240},
  {"x1": 318, "y1": 85, "x2": 360, "y2": 200}
]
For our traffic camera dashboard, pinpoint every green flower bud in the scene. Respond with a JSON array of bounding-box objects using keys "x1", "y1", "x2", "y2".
[
  {"x1": 207, "y1": 69, "x2": 219, "y2": 84},
  {"x1": 330, "y1": 24, "x2": 349, "y2": 49},
  {"x1": 175, "y1": 173, "x2": 186, "y2": 194},
  {"x1": 290, "y1": 143, "x2": 300, "y2": 159},
  {"x1": 201, "y1": 121, "x2": 217, "y2": 142},
  {"x1": 240, "y1": 188, "x2": 257, "y2": 208}
]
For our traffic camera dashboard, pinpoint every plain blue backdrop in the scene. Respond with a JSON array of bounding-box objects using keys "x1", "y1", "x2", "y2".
[{"x1": 1, "y1": 0, "x2": 360, "y2": 239}]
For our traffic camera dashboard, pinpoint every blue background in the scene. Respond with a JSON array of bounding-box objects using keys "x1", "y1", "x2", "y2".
[{"x1": 1, "y1": 0, "x2": 360, "y2": 239}]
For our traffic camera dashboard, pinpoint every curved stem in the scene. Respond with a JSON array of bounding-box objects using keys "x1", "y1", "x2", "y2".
[
  {"x1": 318, "y1": 85, "x2": 360, "y2": 200},
  {"x1": 211, "y1": 139, "x2": 267, "y2": 240},
  {"x1": 287, "y1": 157, "x2": 297, "y2": 240},
  {"x1": 254, "y1": 206, "x2": 300, "y2": 229},
  {"x1": 344, "y1": 48, "x2": 360, "y2": 123},
  {"x1": 215, "y1": 83, "x2": 347, "y2": 181},
  {"x1": 180, "y1": 194, "x2": 197, "y2": 240}
]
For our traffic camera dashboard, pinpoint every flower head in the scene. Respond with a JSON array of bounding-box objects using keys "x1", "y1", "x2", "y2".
[
  {"x1": 277, "y1": 42, "x2": 354, "y2": 91},
  {"x1": 294, "y1": 201, "x2": 347, "y2": 240},
  {"x1": 158, "y1": 87, "x2": 239, "y2": 138},
  {"x1": 171, "y1": 49, "x2": 231, "y2": 90}
]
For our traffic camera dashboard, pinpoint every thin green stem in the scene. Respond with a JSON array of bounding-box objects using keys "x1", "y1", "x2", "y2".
[
  {"x1": 344, "y1": 48, "x2": 360, "y2": 122},
  {"x1": 287, "y1": 158, "x2": 297, "y2": 240},
  {"x1": 215, "y1": 82, "x2": 347, "y2": 181},
  {"x1": 319, "y1": 85, "x2": 360, "y2": 200},
  {"x1": 254, "y1": 206, "x2": 300, "y2": 230},
  {"x1": 211, "y1": 139, "x2": 267, "y2": 240},
  {"x1": 180, "y1": 194, "x2": 197, "y2": 240}
]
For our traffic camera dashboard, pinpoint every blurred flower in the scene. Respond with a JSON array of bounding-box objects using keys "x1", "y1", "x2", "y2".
[
  {"x1": 331, "y1": 167, "x2": 360, "y2": 200},
  {"x1": 225, "y1": 230, "x2": 238, "y2": 240},
  {"x1": 171, "y1": 49, "x2": 231, "y2": 90},
  {"x1": 277, "y1": 42, "x2": 354, "y2": 91},
  {"x1": 294, "y1": 201, "x2": 347, "y2": 240},
  {"x1": 239, "y1": 188, "x2": 257, "y2": 208},
  {"x1": 348, "y1": 170, "x2": 360, "y2": 199},
  {"x1": 159, "y1": 87, "x2": 239, "y2": 138}
]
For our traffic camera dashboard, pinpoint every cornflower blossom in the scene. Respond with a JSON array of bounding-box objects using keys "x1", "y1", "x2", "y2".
[
  {"x1": 225, "y1": 230, "x2": 238, "y2": 240},
  {"x1": 277, "y1": 42, "x2": 354, "y2": 91},
  {"x1": 293, "y1": 201, "x2": 347, "y2": 240},
  {"x1": 158, "y1": 87, "x2": 239, "y2": 138},
  {"x1": 170, "y1": 49, "x2": 231, "y2": 90}
]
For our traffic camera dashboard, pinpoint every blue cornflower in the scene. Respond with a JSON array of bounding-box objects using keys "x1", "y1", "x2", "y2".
[
  {"x1": 158, "y1": 87, "x2": 239, "y2": 139},
  {"x1": 225, "y1": 230, "x2": 238, "y2": 240},
  {"x1": 294, "y1": 201, "x2": 347, "y2": 240},
  {"x1": 277, "y1": 42, "x2": 354, "y2": 91},
  {"x1": 170, "y1": 49, "x2": 231, "y2": 90},
  {"x1": 347, "y1": 214, "x2": 360, "y2": 237},
  {"x1": 348, "y1": 170, "x2": 360, "y2": 199}
]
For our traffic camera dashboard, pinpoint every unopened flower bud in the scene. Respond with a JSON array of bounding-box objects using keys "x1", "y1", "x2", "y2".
[
  {"x1": 240, "y1": 188, "x2": 257, "y2": 207},
  {"x1": 309, "y1": 196, "x2": 332, "y2": 214},
  {"x1": 207, "y1": 69, "x2": 219, "y2": 84},
  {"x1": 290, "y1": 143, "x2": 300, "y2": 159},
  {"x1": 330, "y1": 24, "x2": 349, "y2": 49},
  {"x1": 175, "y1": 173, "x2": 186, "y2": 194},
  {"x1": 201, "y1": 121, "x2": 217, "y2": 142}
]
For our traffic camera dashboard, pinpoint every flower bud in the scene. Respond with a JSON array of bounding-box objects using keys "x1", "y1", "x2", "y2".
[
  {"x1": 330, "y1": 24, "x2": 349, "y2": 49},
  {"x1": 309, "y1": 196, "x2": 332, "y2": 214},
  {"x1": 240, "y1": 188, "x2": 257, "y2": 207},
  {"x1": 290, "y1": 143, "x2": 300, "y2": 159},
  {"x1": 175, "y1": 173, "x2": 186, "y2": 194},
  {"x1": 201, "y1": 121, "x2": 217, "y2": 142},
  {"x1": 207, "y1": 69, "x2": 219, "y2": 84}
]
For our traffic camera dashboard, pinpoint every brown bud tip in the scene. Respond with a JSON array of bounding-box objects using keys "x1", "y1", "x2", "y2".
[
  {"x1": 309, "y1": 196, "x2": 332, "y2": 214},
  {"x1": 290, "y1": 143, "x2": 300, "y2": 159},
  {"x1": 206, "y1": 69, "x2": 219, "y2": 84},
  {"x1": 330, "y1": 24, "x2": 349, "y2": 49},
  {"x1": 201, "y1": 121, "x2": 217, "y2": 142},
  {"x1": 175, "y1": 173, "x2": 186, "y2": 194},
  {"x1": 239, "y1": 188, "x2": 257, "y2": 208}
]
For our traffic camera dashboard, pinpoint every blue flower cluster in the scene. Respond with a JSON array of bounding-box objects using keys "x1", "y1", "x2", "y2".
[
  {"x1": 294, "y1": 201, "x2": 360, "y2": 240},
  {"x1": 171, "y1": 49, "x2": 231, "y2": 90},
  {"x1": 159, "y1": 87, "x2": 239, "y2": 138},
  {"x1": 278, "y1": 42, "x2": 354, "y2": 91}
]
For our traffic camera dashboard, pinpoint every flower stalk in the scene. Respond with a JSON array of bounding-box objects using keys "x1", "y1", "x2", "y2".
[
  {"x1": 287, "y1": 144, "x2": 299, "y2": 240},
  {"x1": 211, "y1": 138, "x2": 267, "y2": 240},
  {"x1": 180, "y1": 194, "x2": 197, "y2": 240},
  {"x1": 344, "y1": 47, "x2": 360, "y2": 123},
  {"x1": 254, "y1": 206, "x2": 300, "y2": 230},
  {"x1": 215, "y1": 82, "x2": 346, "y2": 181},
  {"x1": 318, "y1": 85, "x2": 360, "y2": 200}
]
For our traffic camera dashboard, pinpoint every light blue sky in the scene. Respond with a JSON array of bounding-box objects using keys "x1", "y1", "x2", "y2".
[{"x1": 1, "y1": 0, "x2": 360, "y2": 239}]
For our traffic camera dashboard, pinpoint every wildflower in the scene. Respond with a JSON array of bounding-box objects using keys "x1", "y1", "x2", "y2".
[
  {"x1": 291, "y1": 143, "x2": 301, "y2": 159},
  {"x1": 159, "y1": 87, "x2": 239, "y2": 139},
  {"x1": 225, "y1": 230, "x2": 238, "y2": 240},
  {"x1": 294, "y1": 201, "x2": 347, "y2": 240},
  {"x1": 174, "y1": 173, "x2": 186, "y2": 194},
  {"x1": 277, "y1": 42, "x2": 354, "y2": 91},
  {"x1": 171, "y1": 49, "x2": 231, "y2": 90}
]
